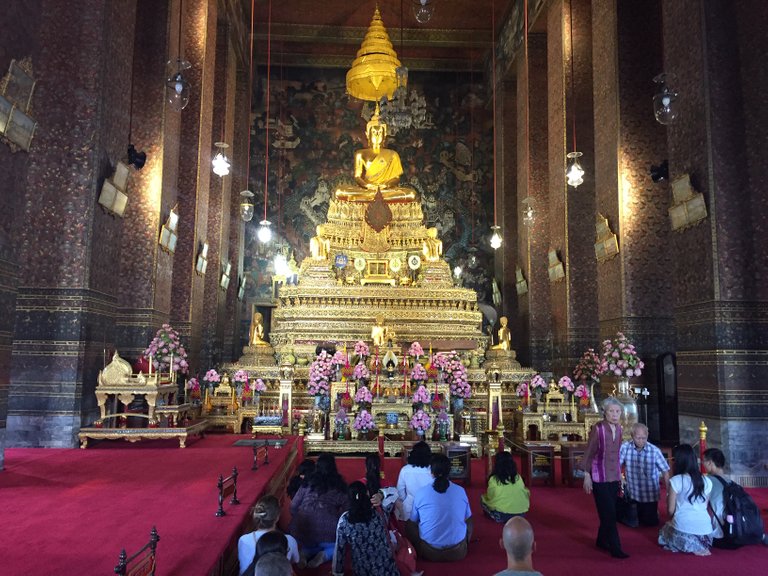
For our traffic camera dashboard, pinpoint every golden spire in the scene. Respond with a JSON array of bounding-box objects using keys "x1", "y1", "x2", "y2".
[{"x1": 346, "y1": 7, "x2": 402, "y2": 102}]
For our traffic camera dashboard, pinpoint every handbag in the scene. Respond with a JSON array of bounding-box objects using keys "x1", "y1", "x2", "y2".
[
  {"x1": 380, "y1": 510, "x2": 417, "y2": 576},
  {"x1": 616, "y1": 485, "x2": 639, "y2": 528}
]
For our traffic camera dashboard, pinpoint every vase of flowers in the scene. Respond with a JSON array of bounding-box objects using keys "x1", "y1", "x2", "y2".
[
  {"x1": 408, "y1": 341, "x2": 424, "y2": 363},
  {"x1": 334, "y1": 408, "x2": 349, "y2": 440},
  {"x1": 530, "y1": 374, "x2": 547, "y2": 403},
  {"x1": 434, "y1": 351, "x2": 471, "y2": 404},
  {"x1": 515, "y1": 381, "x2": 530, "y2": 411},
  {"x1": 353, "y1": 340, "x2": 370, "y2": 364},
  {"x1": 249, "y1": 377, "x2": 267, "y2": 405},
  {"x1": 573, "y1": 348, "x2": 606, "y2": 413},
  {"x1": 412, "y1": 384, "x2": 431, "y2": 411},
  {"x1": 354, "y1": 385, "x2": 373, "y2": 410},
  {"x1": 410, "y1": 362, "x2": 427, "y2": 385},
  {"x1": 186, "y1": 377, "x2": 201, "y2": 403},
  {"x1": 410, "y1": 409, "x2": 431, "y2": 440},
  {"x1": 353, "y1": 362, "x2": 370, "y2": 386},
  {"x1": 436, "y1": 409, "x2": 450, "y2": 441},
  {"x1": 203, "y1": 368, "x2": 220, "y2": 389},
  {"x1": 143, "y1": 323, "x2": 189, "y2": 374},
  {"x1": 308, "y1": 350, "x2": 333, "y2": 398},
  {"x1": 353, "y1": 409, "x2": 375, "y2": 440},
  {"x1": 233, "y1": 369, "x2": 249, "y2": 396},
  {"x1": 601, "y1": 332, "x2": 644, "y2": 426},
  {"x1": 558, "y1": 375, "x2": 575, "y2": 401},
  {"x1": 574, "y1": 383, "x2": 590, "y2": 415}
]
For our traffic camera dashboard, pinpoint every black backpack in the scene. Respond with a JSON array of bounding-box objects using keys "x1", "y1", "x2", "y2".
[{"x1": 712, "y1": 475, "x2": 765, "y2": 548}]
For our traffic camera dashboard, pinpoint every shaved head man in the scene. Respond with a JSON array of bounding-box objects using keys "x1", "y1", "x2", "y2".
[{"x1": 494, "y1": 517, "x2": 543, "y2": 576}]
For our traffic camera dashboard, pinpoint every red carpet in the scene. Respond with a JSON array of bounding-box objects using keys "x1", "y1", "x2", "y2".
[
  {"x1": 0, "y1": 435, "x2": 297, "y2": 576},
  {"x1": 1, "y1": 442, "x2": 765, "y2": 576}
]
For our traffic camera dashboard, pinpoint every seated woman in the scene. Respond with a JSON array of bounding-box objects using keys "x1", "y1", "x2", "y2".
[
  {"x1": 406, "y1": 454, "x2": 473, "y2": 562},
  {"x1": 332, "y1": 481, "x2": 400, "y2": 576},
  {"x1": 287, "y1": 459, "x2": 315, "y2": 500},
  {"x1": 658, "y1": 444, "x2": 714, "y2": 556},
  {"x1": 289, "y1": 453, "x2": 348, "y2": 568},
  {"x1": 361, "y1": 453, "x2": 399, "y2": 514},
  {"x1": 481, "y1": 451, "x2": 530, "y2": 523},
  {"x1": 237, "y1": 495, "x2": 299, "y2": 575},
  {"x1": 396, "y1": 441, "x2": 434, "y2": 521}
]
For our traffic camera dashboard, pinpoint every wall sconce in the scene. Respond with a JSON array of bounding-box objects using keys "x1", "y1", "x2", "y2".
[
  {"x1": 195, "y1": 242, "x2": 209, "y2": 275},
  {"x1": 98, "y1": 161, "x2": 131, "y2": 217},
  {"x1": 0, "y1": 58, "x2": 38, "y2": 152},
  {"x1": 240, "y1": 190, "x2": 254, "y2": 222},
  {"x1": 159, "y1": 206, "x2": 179, "y2": 254},
  {"x1": 220, "y1": 261, "x2": 232, "y2": 290},
  {"x1": 668, "y1": 174, "x2": 707, "y2": 232},
  {"x1": 413, "y1": 0, "x2": 436, "y2": 23},
  {"x1": 653, "y1": 73, "x2": 679, "y2": 125},
  {"x1": 594, "y1": 213, "x2": 619, "y2": 263},
  {"x1": 211, "y1": 142, "x2": 230, "y2": 177},
  {"x1": 237, "y1": 275, "x2": 247, "y2": 300},
  {"x1": 489, "y1": 225, "x2": 503, "y2": 250},
  {"x1": 547, "y1": 249, "x2": 565, "y2": 283},
  {"x1": 566, "y1": 151, "x2": 585, "y2": 188},
  {"x1": 257, "y1": 219, "x2": 273, "y2": 244}
]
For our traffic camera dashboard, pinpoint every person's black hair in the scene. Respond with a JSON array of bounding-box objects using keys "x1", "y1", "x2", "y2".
[
  {"x1": 431, "y1": 453, "x2": 451, "y2": 494},
  {"x1": 489, "y1": 451, "x2": 518, "y2": 485},
  {"x1": 347, "y1": 480, "x2": 374, "y2": 524},
  {"x1": 407, "y1": 441, "x2": 432, "y2": 468},
  {"x1": 365, "y1": 453, "x2": 382, "y2": 496},
  {"x1": 254, "y1": 552, "x2": 292, "y2": 576},
  {"x1": 287, "y1": 459, "x2": 315, "y2": 499},
  {"x1": 256, "y1": 530, "x2": 288, "y2": 557},
  {"x1": 672, "y1": 444, "x2": 706, "y2": 504},
  {"x1": 307, "y1": 452, "x2": 347, "y2": 495},
  {"x1": 703, "y1": 448, "x2": 725, "y2": 469}
]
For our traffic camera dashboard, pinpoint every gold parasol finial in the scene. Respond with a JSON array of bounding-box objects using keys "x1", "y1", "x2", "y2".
[{"x1": 346, "y1": 7, "x2": 402, "y2": 102}]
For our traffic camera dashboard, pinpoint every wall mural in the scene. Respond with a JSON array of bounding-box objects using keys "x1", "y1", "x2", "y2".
[{"x1": 243, "y1": 67, "x2": 495, "y2": 308}]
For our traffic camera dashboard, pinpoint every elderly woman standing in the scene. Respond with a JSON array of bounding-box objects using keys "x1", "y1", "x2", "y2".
[{"x1": 581, "y1": 397, "x2": 629, "y2": 559}]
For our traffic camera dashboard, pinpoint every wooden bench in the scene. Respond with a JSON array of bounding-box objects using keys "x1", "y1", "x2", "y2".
[
  {"x1": 215, "y1": 467, "x2": 240, "y2": 517},
  {"x1": 114, "y1": 526, "x2": 159, "y2": 576}
]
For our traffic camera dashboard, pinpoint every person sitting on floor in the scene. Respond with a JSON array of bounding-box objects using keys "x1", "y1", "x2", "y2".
[
  {"x1": 332, "y1": 481, "x2": 400, "y2": 576},
  {"x1": 289, "y1": 453, "x2": 348, "y2": 568},
  {"x1": 658, "y1": 444, "x2": 714, "y2": 556},
  {"x1": 396, "y1": 440, "x2": 434, "y2": 521},
  {"x1": 255, "y1": 552, "x2": 292, "y2": 576},
  {"x1": 361, "y1": 453, "x2": 399, "y2": 514},
  {"x1": 494, "y1": 516, "x2": 543, "y2": 576},
  {"x1": 256, "y1": 531, "x2": 289, "y2": 558},
  {"x1": 481, "y1": 451, "x2": 530, "y2": 523},
  {"x1": 406, "y1": 453, "x2": 473, "y2": 561},
  {"x1": 238, "y1": 495, "x2": 300, "y2": 575},
  {"x1": 287, "y1": 459, "x2": 315, "y2": 499}
]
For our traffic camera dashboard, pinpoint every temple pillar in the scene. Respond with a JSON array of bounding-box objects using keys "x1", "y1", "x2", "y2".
[
  {"x1": 547, "y1": 0, "x2": 599, "y2": 379},
  {"x1": 592, "y1": 0, "x2": 673, "y2": 435},
  {"x1": 519, "y1": 33, "x2": 552, "y2": 372},
  {"x1": 663, "y1": 0, "x2": 768, "y2": 483},
  {"x1": 169, "y1": 0, "x2": 218, "y2": 373},
  {"x1": 6, "y1": 0, "x2": 137, "y2": 447}
]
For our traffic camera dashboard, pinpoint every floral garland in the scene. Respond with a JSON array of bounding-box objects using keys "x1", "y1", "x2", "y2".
[
  {"x1": 412, "y1": 385, "x2": 431, "y2": 404},
  {"x1": 434, "y1": 351, "x2": 471, "y2": 399},
  {"x1": 408, "y1": 341, "x2": 424, "y2": 358},
  {"x1": 573, "y1": 348, "x2": 607, "y2": 382},
  {"x1": 308, "y1": 350, "x2": 333, "y2": 396},
  {"x1": 410, "y1": 409, "x2": 431, "y2": 431},
  {"x1": 203, "y1": 369, "x2": 220, "y2": 386},
  {"x1": 143, "y1": 323, "x2": 189, "y2": 374},
  {"x1": 353, "y1": 409, "x2": 374, "y2": 432},
  {"x1": 558, "y1": 375, "x2": 575, "y2": 392},
  {"x1": 410, "y1": 362, "x2": 427, "y2": 383},
  {"x1": 354, "y1": 385, "x2": 373, "y2": 405},
  {"x1": 601, "y1": 332, "x2": 645, "y2": 378}
]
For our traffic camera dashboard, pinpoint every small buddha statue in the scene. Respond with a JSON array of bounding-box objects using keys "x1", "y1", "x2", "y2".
[
  {"x1": 309, "y1": 224, "x2": 330, "y2": 260},
  {"x1": 335, "y1": 113, "x2": 417, "y2": 202},
  {"x1": 249, "y1": 308, "x2": 269, "y2": 346},
  {"x1": 490, "y1": 316, "x2": 511, "y2": 351},
  {"x1": 422, "y1": 227, "x2": 443, "y2": 262},
  {"x1": 371, "y1": 314, "x2": 387, "y2": 348}
]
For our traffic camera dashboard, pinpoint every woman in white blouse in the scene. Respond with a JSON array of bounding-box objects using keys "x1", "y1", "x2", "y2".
[{"x1": 396, "y1": 441, "x2": 433, "y2": 521}]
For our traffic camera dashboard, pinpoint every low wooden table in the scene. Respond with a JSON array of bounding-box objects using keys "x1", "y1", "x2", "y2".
[{"x1": 78, "y1": 420, "x2": 208, "y2": 449}]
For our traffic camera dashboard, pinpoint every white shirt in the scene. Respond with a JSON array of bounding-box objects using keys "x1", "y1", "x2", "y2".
[
  {"x1": 396, "y1": 464, "x2": 433, "y2": 521},
  {"x1": 670, "y1": 474, "x2": 714, "y2": 536},
  {"x1": 237, "y1": 529, "x2": 299, "y2": 575}
]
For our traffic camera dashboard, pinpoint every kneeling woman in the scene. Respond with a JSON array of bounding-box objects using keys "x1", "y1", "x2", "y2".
[
  {"x1": 658, "y1": 444, "x2": 714, "y2": 556},
  {"x1": 406, "y1": 454, "x2": 473, "y2": 561},
  {"x1": 481, "y1": 451, "x2": 530, "y2": 523},
  {"x1": 332, "y1": 481, "x2": 399, "y2": 576}
]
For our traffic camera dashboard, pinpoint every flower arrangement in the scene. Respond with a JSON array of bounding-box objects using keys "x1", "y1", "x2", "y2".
[
  {"x1": 530, "y1": 374, "x2": 547, "y2": 390},
  {"x1": 233, "y1": 369, "x2": 249, "y2": 385},
  {"x1": 335, "y1": 408, "x2": 349, "y2": 428},
  {"x1": 601, "y1": 332, "x2": 645, "y2": 378},
  {"x1": 186, "y1": 377, "x2": 200, "y2": 391},
  {"x1": 203, "y1": 369, "x2": 220, "y2": 386},
  {"x1": 143, "y1": 323, "x2": 189, "y2": 373},
  {"x1": 332, "y1": 350, "x2": 346, "y2": 365},
  {"x1": 436, "y1": 409, "x2": 450, "y2": 424},
  {"x1": 354, "y1": 385, "x2": 373, "y2": 405},
  {"x1": 434, "y1": 351, "x2": 471, "y2": 399},
  {"x1": 410, "y1": 409, "x2": 432, "y2": 432},
  {"x1": 412, "y1": 385, "x2": 431, "y2": 404},
  {"x1": 573, "y1": 348, "x2": 607, "y2": 383},
  {"x1": 574, "y1": 384, "x2": 590, "y2": 399},
  {"x1": 558, "y1": 375, "x2": 575, "y2": 392},
  {"x1": 353, "y1": 362, "x2": 370, "y2": 382},
  {"x1": 308, "y1": 350, "x2": 333, "y2": 396},
  {"x1": 410, "y1": 362, "x2": 427, "y2": 383},
  {"x1": 353, "y1": 409, "x2": 374, "y2": 432},
  {"x1": 354, "y1": 340, "x2": 370, "y2": 358},
  {"x1": 515, "y1": 382, "x2": 529, "y2": 397},
  {"x1": 251, "y1": 378, "x2": 267, "y2": 393},
  {"x1": 408, "y1": 341, "x2": 424, "y2": 358}
]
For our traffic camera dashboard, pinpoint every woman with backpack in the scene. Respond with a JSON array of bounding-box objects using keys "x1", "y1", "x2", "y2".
[{"x1": 658, "y1": 444, "x2": 714, "y2": 556}]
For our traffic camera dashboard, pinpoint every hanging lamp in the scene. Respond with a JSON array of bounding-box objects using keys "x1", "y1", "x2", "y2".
[
  {"x1": 258, "y1": 0, "x2": 273, "y2": 244},
  {"x1": 565, "y1": 0, "x2": 584, "y2": 188},
  {"x1": 240, "y1": 0, "x2": 256, "y2": 222},
  {"x1": 489, "y1": 0, "x2": 502, "y2": 249},
  {"x1": 652, "y1": 73, "x2": 679, "y2": 125},
  {"x1": 166, "y1": 0, "x2": 191, "y2": 112}
]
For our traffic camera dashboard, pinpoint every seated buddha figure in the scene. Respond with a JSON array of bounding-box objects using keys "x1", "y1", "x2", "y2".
[
  {"x1": 490, "y1": 316, "x2": 511, "y2": 351},
  {"x1": 335, "y1": 113, "x2": 417, "y2": 202},
  {"x1": 249, "y1": 307, "x2": 269, "y2": 347}
]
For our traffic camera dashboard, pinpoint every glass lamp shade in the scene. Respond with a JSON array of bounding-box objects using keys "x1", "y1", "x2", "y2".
[
  {"x1": 653, "y1": 86, "x2": 679, "y2": 125},
  {"x1": 166, "y1": 59, "x2": 191, "y2": 112},
  {"x1": 239, "y1": 190, "x2": 254, "y2": 222},
  {"x1": 413, "y1": 0, "x2": 435, "y2": 23},
  {"x1": 212, "y1": 142, "x2": 230, "y2": 177},
  {"x1": 489, "y1": 225, "x2": 503, "y2": 250},
  {"x1": 257, "y1": 219, "x2": 273, "y2": 243},
  {"x1": 566, "y1": 151, "x2": 585, "y2": 188}
]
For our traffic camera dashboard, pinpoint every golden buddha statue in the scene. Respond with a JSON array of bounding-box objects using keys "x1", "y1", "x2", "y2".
[
  {"x1": 371, "y1": 314, "x2": 387, "y2": 348},
  {"x1": 422, "y1": 227, "x2": 443, "y2": 262},
  {"x1": 335, "y1": 113, "x2": 417, "y2": 203},
  {"x1": 490, "y1": 316, "x2": 511, "y2": 351},
  {"x1": 249, "y1": 307, "x2": 269, "y2": 346},
  {"x1": 309, "y1": 225, "x2": 330, "y2": 260}
]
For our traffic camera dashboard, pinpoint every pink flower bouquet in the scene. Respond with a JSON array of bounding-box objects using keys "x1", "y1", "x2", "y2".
[
  {"x1": 203, "y1": 369, "x2": 220, "y2": 385},
  {"x1": 574, "y1": 384, "x2": 590, "y2": 399},
  {"x1": 410, "y1": 409, "x2": 432, "y2": 432},
  {"x1": 354, "y1": 385, "x2": 373, "y2": 404},
  {"x1": 573, "y1": 348, "x2": 607, "y2": 382},
  {"x1": 251, "y1": 378, "x2": 267, "y2": 393},
  {"x1": 353, "y1": 362, "x2": 370, "y2": 382},
  {"x1": 408, "y1": 341, "x2": 424, "y2": 358},
  {"x1": 515, "y1": 382, "x2": 529, "y2": 397},
  {"x1": 353, "y1": 409, "x2": 374, "y2": 432},
  {"x1": 186, "y1": 377, "x2": 200, "y2": 391},
  {"x1": 308, "y1": 350, "x2": 333, "y2": 396},
  {"x1": 601, "y1": 332, "x2": 645, "y2": 378},
  {"x1": 354, "y1": 340, "x2": 370, "y2": 358},
  {"x1": 143, "y1": 323, "x2": 189, "y2": 374},
  {"x1": 233, "y1": 369, "x2": 249, "y2": 384},
  {"x1": 410, "y1": 362, "x2": 427, "y2": 382},
  {"x1": 530, "y1": 374, "x2": 547, "y2": 390},
  {"x1": 412, "y1": 385, "x2": 431, "y2": 404},
  {"x1": 558, "y1": 375, "x2": 575, "y2": 392}
]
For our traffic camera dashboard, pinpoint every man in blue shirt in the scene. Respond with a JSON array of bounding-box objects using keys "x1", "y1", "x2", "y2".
[{"x1": 619, "y1": 423, "x2": 670, "y2": 526}]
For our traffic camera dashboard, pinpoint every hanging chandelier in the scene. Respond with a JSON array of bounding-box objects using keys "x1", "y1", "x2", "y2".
[
  {"x1": 165, "y1": 0, "x2": 190, "y2": 112},
  {"x1": 412, "y1": 0, "x2": 436, "y2": 24},
  {"x1": 565, "y1": 0, "x2": 585, "y2": 188},
  {"x1": 653, "y1": 73, "x2": 679, "y2": 125},
  {"x1": 212, "y1": 142, "x2": 230, "y2": 177},
  {"x1": 489, "y1": 0, "x2": 502, "y2": 250}
]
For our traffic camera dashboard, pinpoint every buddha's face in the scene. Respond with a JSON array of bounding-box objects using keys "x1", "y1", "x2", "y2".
[{"x1": 368, "y1": 124, "x2": 385, "y2": 148}]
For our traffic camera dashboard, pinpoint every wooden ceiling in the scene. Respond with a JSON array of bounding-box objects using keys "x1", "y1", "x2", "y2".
[{"x1": 250, "y1": 0, "x2": 512, "y2": 72}]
